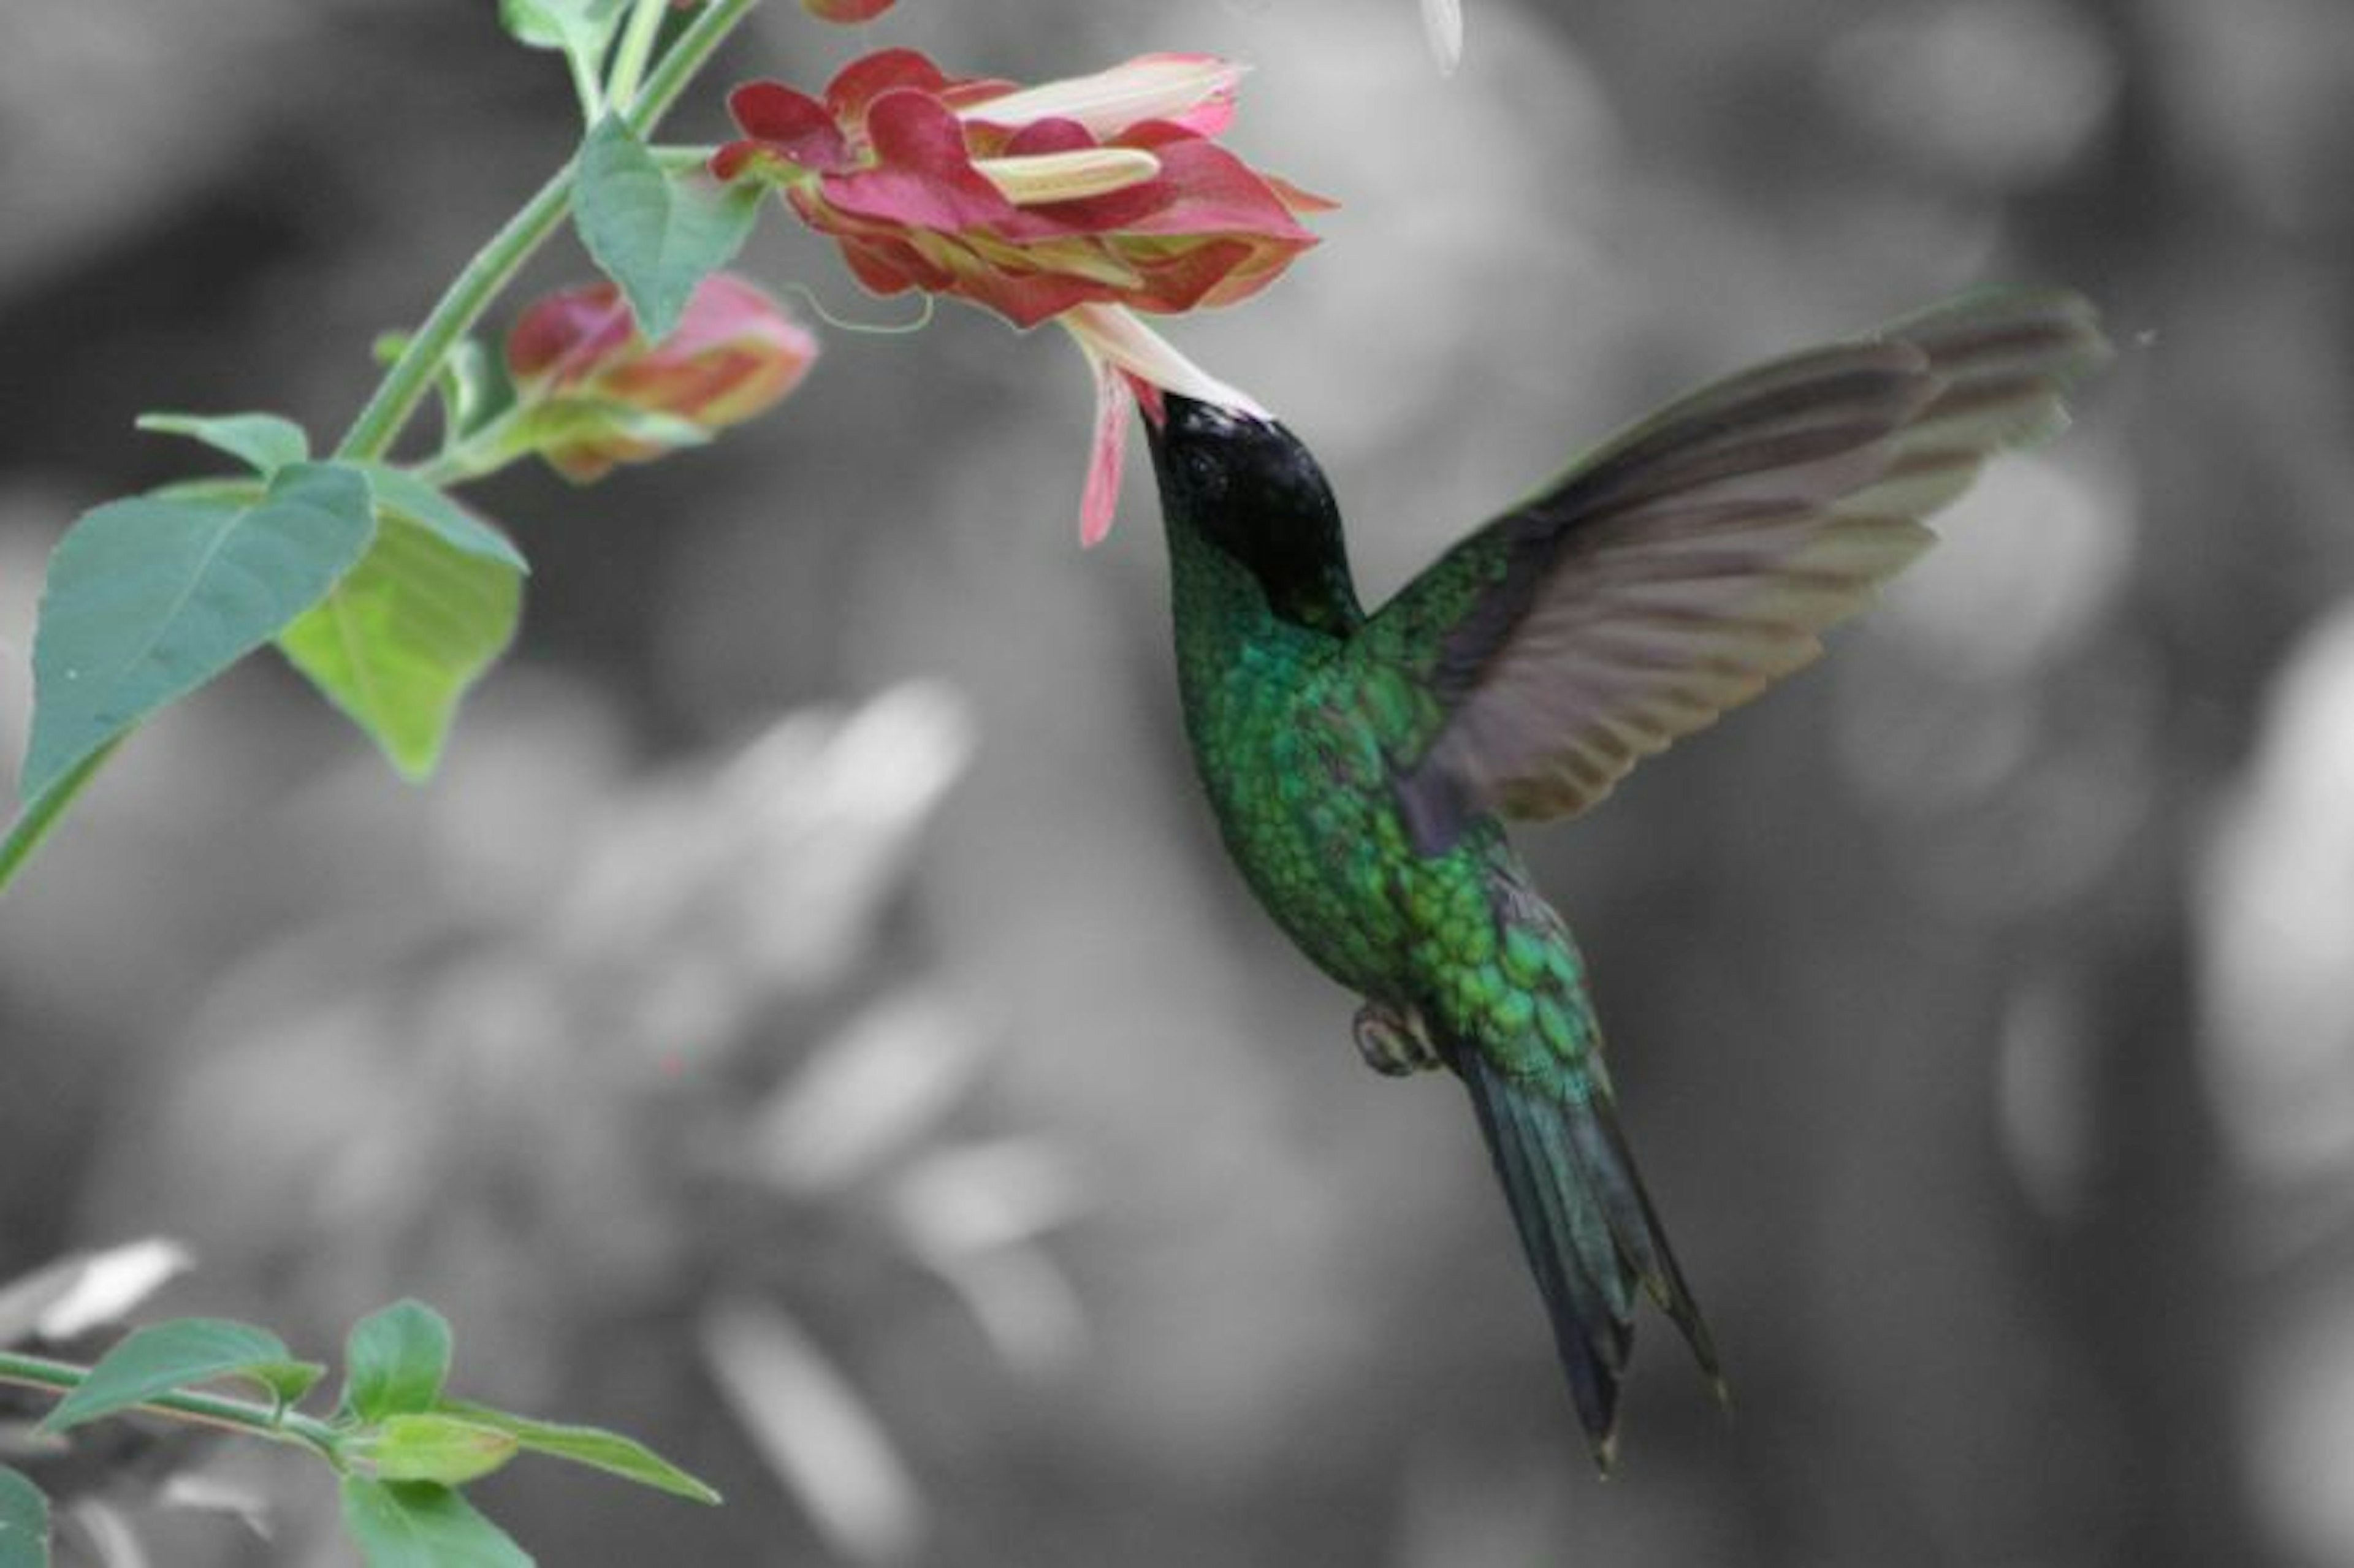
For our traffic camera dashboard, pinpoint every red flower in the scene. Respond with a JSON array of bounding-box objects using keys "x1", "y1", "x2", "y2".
[
  {"x1": 507, "y1": 274, "x2": 818, "y2": 481},
  {"x1": 712, "y1": 50, "x2": 1328, "y2": 542},
  {"x1": 1060, "y1": 303, "x2": 1267, "y2": 547},
  {"x1": 802, "y1": 0, "x2": 897, "y2": 18},
  {"x1": 712, "y1": 49, "x2": 1328, "y2": 331}
]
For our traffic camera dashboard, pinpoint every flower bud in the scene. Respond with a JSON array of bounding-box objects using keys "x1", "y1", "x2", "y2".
[
  {"x1": 362, "y1": 1414, "x2": 521, "y2": 1486},
  {"x1": 506, "y1": 274, "x2": 818, "y2": 482}
]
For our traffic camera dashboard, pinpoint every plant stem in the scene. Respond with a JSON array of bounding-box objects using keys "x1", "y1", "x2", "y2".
[
  {"x1": 0, "y1": 1352, "x2": 344, "y2": 1466},
  {"x1": 332, "y1": 171, "x2": 576, "y2": 465},
  {"x1": 0, "y1": 0, "x2": 764, "y2": 901},
  {"x1": 566, "y1": 42, "x2": 608, "y2": 124},
  {"x1": 604, "y1": 0, "x2": 673, "y2": 112},
  {"x1": 336, "y1": 0, "x2": 761, "y2": 464},
  {"x1": 411, "y1": 405, "x2": 537, "y2": 489}
]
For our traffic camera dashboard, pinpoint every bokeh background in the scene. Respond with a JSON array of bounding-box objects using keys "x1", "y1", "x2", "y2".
[{"x1": 4, "y1": 1, "x2": 2352, "y2": 1563}]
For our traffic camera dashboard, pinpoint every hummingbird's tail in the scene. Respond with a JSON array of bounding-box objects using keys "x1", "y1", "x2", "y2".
[{"x1": 1455, "y1": 1048, "x2": 1724, "y2": 1469}]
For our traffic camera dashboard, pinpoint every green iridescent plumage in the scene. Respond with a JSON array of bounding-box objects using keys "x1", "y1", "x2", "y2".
[{"x1": 1140, "y1": 289, "x2": 2108, "y2": 1464}]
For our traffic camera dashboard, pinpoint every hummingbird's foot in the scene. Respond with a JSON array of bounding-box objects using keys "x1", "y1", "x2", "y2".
[{"x1": 1353, "y1": 1001, "x2": 1444, "y2": 1078}]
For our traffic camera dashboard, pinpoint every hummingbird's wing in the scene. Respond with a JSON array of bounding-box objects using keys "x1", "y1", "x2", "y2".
[{"x1": 1357, "y1": 288, "x2": 2108, "y2": 853}]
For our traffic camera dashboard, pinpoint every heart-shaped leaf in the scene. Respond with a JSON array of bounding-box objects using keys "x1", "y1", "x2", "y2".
[
  {"x1": 276, "y1": 506, "x2": 523, "y2": 780},
  {"x1": 574, "y1": 115, "x2": 763, "y2": 342},
  {"x1": 21, "y1": 462, "x2": 376, "y2": 798}
]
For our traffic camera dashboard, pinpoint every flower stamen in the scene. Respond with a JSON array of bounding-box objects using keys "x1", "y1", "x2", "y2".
[{"x1": 973, "y1": 147, "x2": 1164, "y2": 207}]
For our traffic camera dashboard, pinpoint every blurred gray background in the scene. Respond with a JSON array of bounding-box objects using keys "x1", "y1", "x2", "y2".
[{"x1": 4, "y1": 0, "x2": 2352, "y2": 1564}]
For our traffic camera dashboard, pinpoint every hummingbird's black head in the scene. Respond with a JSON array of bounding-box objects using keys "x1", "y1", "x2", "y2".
[{"x1": 1144, "y1": 393, "x2": 1362, "y2": 636}]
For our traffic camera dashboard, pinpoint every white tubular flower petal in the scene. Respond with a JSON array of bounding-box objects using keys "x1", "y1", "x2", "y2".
[
  {"x1": 965, "y1": 54, "x2": 1243, "y2": 137},
  {"x1": 973, "y1": 147, "x2": 1162, "y2": 206},
  {"x1": 1061, "y1": 303, "x2": 1268, "y2": 419}
]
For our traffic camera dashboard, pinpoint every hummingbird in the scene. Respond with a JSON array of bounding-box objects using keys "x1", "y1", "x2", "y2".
[{"x1": 1137, "y1": 288, "x2": 2106, "y2": 1466}]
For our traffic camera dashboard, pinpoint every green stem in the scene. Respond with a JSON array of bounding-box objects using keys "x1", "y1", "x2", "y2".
[
  {"x1": 604, "y1": 0, "x2": 672, "y2": 111},
  {"x1": 625, "y1": 0, "x2": 761, "y2": 139},
  {"x1": 0, "y1": 0, "x2": 763, "y2": 902},
  {"x1": 337, "y1": 170, "x2": 574, "y2": 463},
  {"x1": 333, "y1": 169, "x2": 575, "y2": 465},
  {"x1": 0, "y1": 1352, "x2": 344, "y2": 1465},
  {"x1": 413, "y1": 405, "x2": 536, "y2": 488},
  {"x1": 337, "y1": 0, "x2": 761, "y2": 465},
  {"x1": 566, "y1": 42, "x2": 608, "y2": 123}
]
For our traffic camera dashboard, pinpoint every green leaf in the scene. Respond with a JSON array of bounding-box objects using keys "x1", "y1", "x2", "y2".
[
  {"x1": 439, "y1": 340, "x2": 516, "y2": 444},
  {"x1": 21, "y1": 462, "x2": 378, "y2": 799},
  {"x1": 339, "y1": 1479, "x2": 533, "y2": 1568},
  {"x1": 357, "y1": 466, "x2": 528, "y2": 571},
  {"x1": 438, "y1": 1401, "x2": 721, "y2": 1505},
  {"x1": 276, "y1": 510, "x2": 524, "y2": 780},
  {"x1": 265, "y1": 459, "x2": 524, "y2": 780},
  {"x1": 498, "y1": 0, "x2": 628, "y2": 62},
  {"x1": 574, "y1": 114, "x2": 762, "y2": 342},
  {"x1": 248, "y1": 1358, "x2": 330, "y2": 1407},
  {"x1": 135, "y1": 411, "x2": 310, "y2": 476},
  {"x1": 366, "y1": 1415, "x2": 520, "y2": 1486},
  {"x1": 38, "y1": 1318, "x2": 326, "y2": 1434},
  {"x1": 342, "y1": 1300, "x2": 454, "y2": 1423},
  {"x1": 0, "y1": 1466, "x2": 49, "y2": 1568},
  {"x1": 146, "y1": 477, "x2": 266, "y2": 508}
]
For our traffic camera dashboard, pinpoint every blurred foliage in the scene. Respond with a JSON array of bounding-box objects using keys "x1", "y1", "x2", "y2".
[{"x1": 2, "y1": 1, "x2": 2351, "y2": 1566}]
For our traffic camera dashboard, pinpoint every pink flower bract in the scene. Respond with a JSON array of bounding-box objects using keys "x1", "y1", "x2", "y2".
[
  {"x1": 801, "y1": 0, "x2": 897, "y2": 18},
  {"x1": 508, "y1": 273, "x2": 818, "y2": 482},
  {"x1": 712, "y1": 48, "x2": 1329, "y2": 331},
  {"x1": 713, "y1": 50, "x2": 1330, "y2": 544}
]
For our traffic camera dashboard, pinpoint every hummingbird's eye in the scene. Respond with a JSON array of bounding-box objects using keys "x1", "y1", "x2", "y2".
[{"x1": 1182, "y1": 449, "x2": 1224, "y2": 498}]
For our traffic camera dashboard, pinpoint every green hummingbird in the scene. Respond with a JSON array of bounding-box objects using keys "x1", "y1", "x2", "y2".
[{"x1": 1136, "y1": 288, "x2": 2106, "y2": 1467}]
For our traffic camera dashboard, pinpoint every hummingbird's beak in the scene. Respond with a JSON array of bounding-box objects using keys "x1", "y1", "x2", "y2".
[
  {"x1": 1146, "y1": 390, "x2": 1281, "y2": 477},
  {"x1": 1148, "y1": 386, "x2": 1201, "y2": 427},
  {"x1": 1142, "y1": 390, "x2": 1240, "y2": 474},
  {"x1": 1141, "y1": 390, "x2": 1209, "y2": 468}
]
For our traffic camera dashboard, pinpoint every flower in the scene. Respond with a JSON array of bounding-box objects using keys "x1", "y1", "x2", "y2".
[
  {"x1": 802, "y1": 0, "x2": 897, "y2": 18},
  {"x1": 1061, "y1": 302, "x2": 1267, "y2": 546},
  {"x1": 714, "y1": 50, "x2": 1325, "y2": 330},
  {"x1": 506, "y1": 273, "x2": 818, "y2": 481},
  {"x1": 712, "y1": 49, "x2": 1328, "y2": 542}
]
